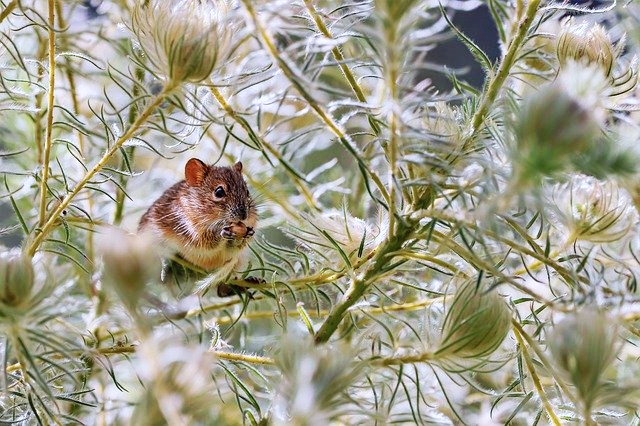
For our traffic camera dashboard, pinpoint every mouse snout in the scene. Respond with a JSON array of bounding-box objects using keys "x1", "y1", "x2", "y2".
[{"x1": 233, "y1": 204, "x2": 248, "y2": 221}]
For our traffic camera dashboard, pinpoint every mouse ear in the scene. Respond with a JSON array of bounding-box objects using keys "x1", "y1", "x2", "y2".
[
  {"x1": 233, "y1": 162, "x2": 243, "y2": 173},
  {"x1": 185, "y1": 158, "x2": 208, "y2": 186}
]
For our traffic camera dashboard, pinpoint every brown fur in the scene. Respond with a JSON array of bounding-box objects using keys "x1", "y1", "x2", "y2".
[{"x1": 139, "y1": 158, "x2": 257, "y2": 271}]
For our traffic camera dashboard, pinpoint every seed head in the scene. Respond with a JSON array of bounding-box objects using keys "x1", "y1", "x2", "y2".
[
  {"x1": 548, "y1": 310, "x2": 618, "y2": 414},
  {"x1": 511, "y1": 84, "x2": 601, "y2": 182},
  {"x1": 131, "y1": 0, "x2": 236, "y2": 84},
  {"x1": 557, "y1": 22, "x2": 616, "y2": 78},
  {"x1": 98, "y1": 228, "x2": 160, "y2": 309},
  {"x1": 550, "y1": 174, "x2": 638, "y2": 244},
  {"x1": 434, "y1": 281, "x2": 511, "y2": 367},
  {"x1": 0, "y1": 248, "x2": 35, "y2": 310}
]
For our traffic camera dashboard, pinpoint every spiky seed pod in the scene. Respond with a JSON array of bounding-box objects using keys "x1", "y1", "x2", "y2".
[
  {"x1": 548, "y1": 310, "x2": 618, "y2": 415},
  {"x1": 98, "y1": 228, "x2": 161, "y2": 309},
  {"x1": 557, "y1": 22, "x2": 617, "y2": 78},
  {"x1": 0, "y1": 249, "x2": 35, "y2": 310},
  {"x1": 131, "y1": 0, "x2": 236, "y2": 84},
  {"x1": 434, "y1": 281, "x2": 511, "y2": 362},
  {"x1": 511, "y1": 84, "x2": 601, "y2": 182}
]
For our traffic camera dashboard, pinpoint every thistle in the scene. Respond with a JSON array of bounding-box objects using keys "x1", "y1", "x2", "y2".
[
  {"x1": 510, "y1": 84, "x2": 601, "y2": 183},
  {"x1": 98, "y1": 228, "x2": 161, "y2": 309},
  {"x1": 549, "y1": 174, "x2": 638, "y2": 244}
]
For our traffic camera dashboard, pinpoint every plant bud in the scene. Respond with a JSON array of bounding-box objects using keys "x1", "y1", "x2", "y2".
[
  {"x1": 434, "y1": 281, "x2": 511, "y2": 363},
  {"x1": 0, "y1": 248, "x2": 35, "y2": 309},
  {"x1": 131, "y1": 0, "x2": 236, "y2": 84},
  {"x1": 548, "y1": 310, "x2": 618, "y2": 413},
  {"x1": 98, "y1": 228, "x2": 160, "y2": 309},
  {"x1": 512, "y1": 84, "x2": 600, "y2": 182},
  {"x1": 557, "y1": 22, "x2": 616, "y2": 78}
]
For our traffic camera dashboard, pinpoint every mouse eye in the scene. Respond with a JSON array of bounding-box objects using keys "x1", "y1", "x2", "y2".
[{"x1": 214, "y1": 186, "x2": 226, "y2": 198}]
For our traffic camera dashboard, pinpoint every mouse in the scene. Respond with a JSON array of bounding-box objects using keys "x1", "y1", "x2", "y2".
[{"x1": 138, "y1": 158, "x2": 258, "y2": 286}]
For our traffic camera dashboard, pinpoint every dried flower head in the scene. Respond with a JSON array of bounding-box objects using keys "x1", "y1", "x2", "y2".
[
  {"x1": 131, "y1": 336, "x2": 221, "y2": 424},
  {"x1": 271, "y1": 334, "x2": 364, "y2": 424},
  {"x1": 0, "y1": 248, "x2": 35, "y2": 310},
  {"x1": 557, "y1": 22, "x2": 617, "y2": 78},
  {"x1": 131, "y1": 0, "x2": 236, "y2": 84},
  {"x1": 98, "y1": 228, "x2": 161, "y2": 309},
  {"x1": 434, "y1": 281, "x2": 511, "y2": 368},
  {"x1": 548, "y1": 310, "x2": 619, "y2": 415},
  {"x1": 550, "y1": 174, "x2": 638, "y2": 244},
  {"x1": 295, "y1": 210, "x2": 385, "y2": 265}
]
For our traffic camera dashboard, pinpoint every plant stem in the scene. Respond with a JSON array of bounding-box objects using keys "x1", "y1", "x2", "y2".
[
  {"x1": 27, "y1": 81, "x2": 179, "y2": 256},
  {"x1": 0, "y1": 0, "x2": 18, "y2": 23},
  {"x1": 38, "y1": 0, "x2": 57, "y2": 228},
  {"x1": 240, "y1": 0, "x2": 390, "y2": 206},
  {"x1": 463, "y1": 0, "x2": 541, "y2": 149},
  {"x1": 113, "y1": 67, "x2": 145, "y2": 225},
  {"x1": 302, "y1": 0, "x2": 380, "y2": 136},
  {"x1": 314, "y1": 220, "x2": 414, "y2": 343},
  {"x1": 512, "y1": 319, "x2": 561, "y2": 426},
  {"x1": 209, "y1": 350, "x2": 275, "y2": 365}
]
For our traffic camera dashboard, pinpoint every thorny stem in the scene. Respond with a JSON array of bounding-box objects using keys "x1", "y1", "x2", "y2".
[
  {"x1": 27, "y1": 81, "x2": 179, "y2": 256},
  {"x1": 512, "y1": 320, "x2": 561, "y2": 426},
  {"x1": 38, "y1": 0, "x2": 57, "y2": 228},
  {"x1": 240, "y1": 0, "x2": 391, "y2": 208}
]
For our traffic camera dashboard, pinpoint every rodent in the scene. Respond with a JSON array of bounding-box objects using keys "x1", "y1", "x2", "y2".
[{"x1": 138, "y1": 158, "x2": 257, "y2": 275}]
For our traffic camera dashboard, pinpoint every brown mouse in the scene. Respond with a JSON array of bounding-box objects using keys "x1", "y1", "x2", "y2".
[{"x1": 138, "y1": 158, "x2": 257, "y2": 274}]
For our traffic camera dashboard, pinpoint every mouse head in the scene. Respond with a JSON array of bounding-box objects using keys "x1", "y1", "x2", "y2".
[{"x1": 184, "y1": 158, "x2": 257, "y2": 240}]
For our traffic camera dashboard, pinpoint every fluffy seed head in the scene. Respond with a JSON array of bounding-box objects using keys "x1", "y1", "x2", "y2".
[
  {"x1": 550, "y1": 174, "x2": 638, "y2": 244},
  {"x1": 98, "y1": 228, "x2": 161, "y2": 308},
  {"x1": 131, "y1": 0, "x2": 236, "y2": 84},
  {"x1": 557, "y1": 22, "x2": 616, "y2": 78}
]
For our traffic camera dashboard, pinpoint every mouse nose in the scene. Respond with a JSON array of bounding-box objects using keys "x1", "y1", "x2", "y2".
[{"x1": 235, "y1": 205, "x2": 247, "y2": 221}]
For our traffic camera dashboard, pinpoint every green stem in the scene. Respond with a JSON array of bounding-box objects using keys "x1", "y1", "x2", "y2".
[
  {"x1": 38, "y1": 0, "x2": 57, "y2": 228},
  {"x1": 113, "y1": 67, "x2": 145, "y2": 225},
  {"x1": 27, "y1": 81, "x2": 179, "y2": 256},
  {"x1": 314, "y1": 220, "x2": 414, "y2": 343},
  {"x1": 302, "y1": 0, "x2": 380, "y2": 136},
  {"x1": 463, "y1": 0, "x2": 541, "y2": 149}
]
